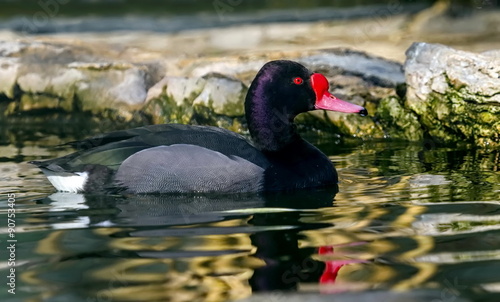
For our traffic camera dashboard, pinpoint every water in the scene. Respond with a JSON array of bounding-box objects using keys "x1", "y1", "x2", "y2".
[{"x1": 1, "y1": 125, "x2": 500, "y2": 302}]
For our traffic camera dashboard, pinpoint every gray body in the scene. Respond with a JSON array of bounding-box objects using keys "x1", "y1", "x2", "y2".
[{"x1": 115, "y1": 144, "x2": 266, "y2": 193}]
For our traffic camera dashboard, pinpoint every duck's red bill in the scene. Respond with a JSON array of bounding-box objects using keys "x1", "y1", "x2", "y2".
[{"x1": 311, "y1": 73, "x2": 367, "y2": 115}]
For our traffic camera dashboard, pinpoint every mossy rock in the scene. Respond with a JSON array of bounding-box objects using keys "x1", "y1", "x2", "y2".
[
  {"x1": 405, "y1": 42, "x2": 500, "y2": 147},
  {"x1": 376, "y1": 96, "x2": 423, "y2": 141}
]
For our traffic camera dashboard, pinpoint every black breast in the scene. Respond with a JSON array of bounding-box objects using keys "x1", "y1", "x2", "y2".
[{"x1": 262, "y1": 139, "x2": 337, "y2": 191}]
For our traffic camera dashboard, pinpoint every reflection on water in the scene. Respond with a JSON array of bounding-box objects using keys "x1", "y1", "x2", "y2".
[{"x1": 1, "y1": 130, "x2": 500, "y2": 301}]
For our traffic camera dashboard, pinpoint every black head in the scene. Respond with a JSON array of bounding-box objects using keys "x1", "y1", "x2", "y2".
[
  {"x1": 245, "y1": 60, "x2": 367, "y2": 151},
  {"x1": 245, "y1": 60, "x2": 367, "y2": 124},
  {"x1": 246, "y1": 60, "x2": 316, "y2": 122}
]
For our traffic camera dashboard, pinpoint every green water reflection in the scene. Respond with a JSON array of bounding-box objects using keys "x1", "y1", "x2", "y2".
[{"x1": 0, "y1": 127, "x2": 500, "y2": 301}]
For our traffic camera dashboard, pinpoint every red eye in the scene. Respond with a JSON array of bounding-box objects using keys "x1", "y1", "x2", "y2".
[{"x1": 293, "y1": 77, "x2": 304, "y2": 85}]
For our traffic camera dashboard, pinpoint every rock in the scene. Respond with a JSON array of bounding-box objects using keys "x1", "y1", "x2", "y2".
[
  {"x1": 0, "y1": 41, "x2": 155, "y2": 121},
  {"x1": 376, "y1": 96, "x2": 423, "y2": 141},
  {"x1": 299, "y1": 49, "x2": 405, "y2": 87},
  {"x1": 0, "y1": 57, "x2": 19, "y2": 99},
  {"x1": 404, "y1": 42, "x2": 500, "y2": 147},
  {"x1": 1, "y1": 40, "x2": 407, "y2": 138},
  {"x1": 144, "y1": 73, "x2": 247, "y2": 131}
]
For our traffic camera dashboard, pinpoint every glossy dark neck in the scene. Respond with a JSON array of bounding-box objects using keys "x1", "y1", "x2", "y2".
[{"x1": 246, "y1": 99, "x2": 301, "y2": 152}]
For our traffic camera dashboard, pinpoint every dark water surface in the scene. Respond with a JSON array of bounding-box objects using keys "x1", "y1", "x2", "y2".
[
  {"x1": 1, "y1": 125, "x2": 500, "y2": 302},
  {"x1": 0, "y1": 0, "x2": 432, "y2": 35}
]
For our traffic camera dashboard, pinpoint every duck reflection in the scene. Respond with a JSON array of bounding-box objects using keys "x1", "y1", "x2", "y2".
[
  {"x1": 246, "y1": 188, "x2": 337, "y2": 291},
  {"x1": 31, "y1": 185, "x2": 360, "y2": 300}
]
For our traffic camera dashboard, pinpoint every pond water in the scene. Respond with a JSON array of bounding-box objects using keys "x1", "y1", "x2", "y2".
[{"x1": 1, "y1": 125, "x2": 500, "y2": 302}]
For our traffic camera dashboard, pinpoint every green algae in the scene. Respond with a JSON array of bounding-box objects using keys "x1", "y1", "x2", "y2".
[
  {"x1": 410, "y1": 89, "x2": 500, "y2": 147},
  {"x1": 376, "y1": 96, "x2": 423, "y2": 141}
]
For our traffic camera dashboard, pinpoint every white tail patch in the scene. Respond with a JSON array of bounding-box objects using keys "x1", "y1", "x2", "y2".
[{"x1": 45, "y1": 171, "x2": 89, "y2": 193}]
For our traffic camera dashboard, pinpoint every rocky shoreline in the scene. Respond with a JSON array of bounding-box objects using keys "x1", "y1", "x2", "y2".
[{"x1": 1, "y1": 8, "x2": 499, "y2": 147}]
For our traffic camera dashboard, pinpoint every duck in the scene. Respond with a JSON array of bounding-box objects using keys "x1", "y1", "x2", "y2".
[{"x1": 30, "y1": 60, "x2": 367, "y2": 194}]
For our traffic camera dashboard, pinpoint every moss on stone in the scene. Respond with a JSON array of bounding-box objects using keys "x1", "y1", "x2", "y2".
[
  {"x1": 418, "y1": 89, "x2": 500, "y2": 146},
  {"x1": 144, "y1": 94, "x2": 193, "y2": 125},
  {"x1": 376, "y1": 96, "x2": 423, "y2": 141}
]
